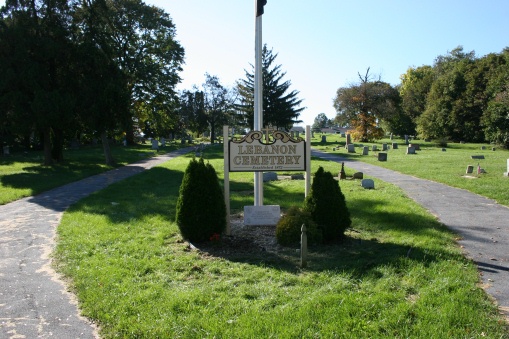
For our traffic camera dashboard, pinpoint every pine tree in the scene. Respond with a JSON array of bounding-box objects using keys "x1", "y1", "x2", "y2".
[
  {"x1": 305, "y1": 167, "x2": 351, "y2": 242},
  {"x1": 175, "y1": 158, "x2": 226, "y2": 242},
  {"x1": 236, "y1": 45, "x2": 304, "y2": 130}
]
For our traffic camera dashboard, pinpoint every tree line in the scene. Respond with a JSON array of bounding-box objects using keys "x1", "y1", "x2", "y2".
[
  {"x1": 0, "y1": 1, "x2": 304, "y2": 165},
  {"x1": 333, "y1": 46, "x2": 509, "y2": 147}
]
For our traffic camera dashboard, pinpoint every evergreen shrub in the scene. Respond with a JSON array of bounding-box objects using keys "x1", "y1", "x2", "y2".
[
  {"x1": 175, "y1": 158, "x2": 226, "y2": 242},
  {"x1": 275, "y1": 206, "x2": 322, "y2": 247},
  {"x1": 305, "y1": 166, "x2": 351, "y2": 243}
]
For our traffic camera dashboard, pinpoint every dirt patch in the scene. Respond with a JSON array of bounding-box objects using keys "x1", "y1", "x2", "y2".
[{"x1": 189, "y1": 214, "x2": 284, "y2": 257}]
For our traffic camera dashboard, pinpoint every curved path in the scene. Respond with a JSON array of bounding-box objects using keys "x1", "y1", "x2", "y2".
[
  {"x1": 1, "y1": 147, "x2": 507, "y2": 338},
  {"x1": 313, "y1": 149, "x2": 509, "y2": 319},
  {"x1": 0, "y1": 147, "x2": 193, "y2": 339}
]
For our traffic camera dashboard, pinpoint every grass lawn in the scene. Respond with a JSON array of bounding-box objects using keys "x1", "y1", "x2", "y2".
[
  {"x1": 0, "y1": 142, "x2": 187, "y2": 205},
  {"x1": 311, "y1": 134, "x2": 509, "y2": 207},
  {"x1": 54, "y1": 145, "x2": 508, "y2": 338}
]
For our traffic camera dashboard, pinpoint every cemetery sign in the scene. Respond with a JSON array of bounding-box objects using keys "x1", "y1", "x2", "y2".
[{"x1": 229, "y1": 130, "x2": 306, "y2": 172}]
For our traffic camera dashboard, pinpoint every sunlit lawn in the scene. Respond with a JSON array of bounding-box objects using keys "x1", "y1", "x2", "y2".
[
  {"x1": 311, "y1": 133, "x2": 509, "y2": 206},
  {"x1": 54, "y1": 145, "x2": 508, "y2": 338},
  {"x1": 0, "y1": 142, "x2": 186, "y2": 205}
]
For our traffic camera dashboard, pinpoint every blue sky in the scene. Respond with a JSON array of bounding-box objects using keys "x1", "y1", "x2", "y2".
[
  {"x1": 2, "y1": 0, "x2": 508, "y2": 126},
  {"x1": 154, "y1": 0, "x2": 508, "y2": 127}
]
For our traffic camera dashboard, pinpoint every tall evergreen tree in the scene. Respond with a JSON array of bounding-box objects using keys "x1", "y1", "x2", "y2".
[
  {"x1": 236, "y1": 45, "x2": 304, "y2": 130},
  {"x1": 0, "y1": 0, "x2": 78, "y2": 164}
]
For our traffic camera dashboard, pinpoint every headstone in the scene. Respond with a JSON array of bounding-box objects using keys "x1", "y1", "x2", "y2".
[
  {"x1": 471, "y1": 155, "x2": 485, "y2": 160},
  {"x1": 391, "y1": 142, "x2": 398, "y2": 149},
  {"x1": 442, "y1": 148, "x2": 446, "y2": 152},
  {"x1": 378, "y1": 153, "x2": 387, "y2": 161},
  {"x1": 332, "y1": 147, "x2": 336, "y2": 151},
  {"x1": 352, "y1": 172, "x2": 363, "y2": 179},
  {"x1": 361, "y1": 179, "x2": 375, "y2": 189},
  {"x1": 406, "y1": 146, "x2": 416, "y2": 154},
  {"x1": 263, "y1": 172, "x2": 278, "y2": 182},
  {"x1": 466, "y1": 165, "x2": 474, "y2": 174},
  {"x1": 492, "y1": 147, "x2": 496, "y2": 151},
  {"x1": 290, "y1": 174, "x2": 304, "y2": 180},
  {"x1": 161, "y1": 138, "x2": 166, "y2": 147},
  {"x1": 347, "y1": 144, "x2": 356, "y2": 153},
  {"x1": 404, "y1": 135, "x2": 409, "y2": 144},
  {"x1": 372, "y1": 145, "x2": 378, "y2": 151},
  {"x1": 151, "y1": 139, "x2": 159, "y2": 150},
  {"x1": 481, "y1": 146, "x2": 486, "y2": 150},
  {"x1": 505, "y1": 159, "x2": 509, "y2": 176},
  {"x1": 321, "y1": 135, "x2": 327, "y2": 143},
  {"x1": 409, "y1": 143, "x2": 420, "y2": 151},
  {"x1": 382, "y1": 143, "x2": 388, "y2": 151},
  {"x1": 345, "y1": 134, "x2": 351, "y2": 145},
  {"x1": 339, "y1": 162, "x2": 346, "y2": 180},
  {"x1": 390, "y1": 133, "x2": 393, "y2": 140},
  {"x1": 244, "y1": 205, "x2": 280, "y2": 225},
  {"x1": 362, "y1": 146, "x2": 369, "y2": 155},
  {"x1": 460, "y1": 141, "x2": 465, "y2": 144},
  {"x1": 2, "y1": 146, "x2": 10, "y2": 155}
]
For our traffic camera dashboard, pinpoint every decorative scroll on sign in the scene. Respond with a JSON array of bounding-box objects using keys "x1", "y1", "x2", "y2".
[{"x1": 229, "y1": 130, "x2": 306, "y2": 172}]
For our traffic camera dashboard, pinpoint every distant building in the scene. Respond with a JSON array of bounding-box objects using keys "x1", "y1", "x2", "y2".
[
  {"x1": 320, "y1": 127, "x2": 349, "y2": 134},
  {"x1": 289, "y1": 126, "x2": 305, "y2": 133}
]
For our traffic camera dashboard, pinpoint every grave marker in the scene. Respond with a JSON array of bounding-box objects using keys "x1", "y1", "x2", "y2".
[
  {"x1": 151, "y1": 139, "x2": 159, "y2": 150},
  {"x1": 406, "y1": 146, "x2": 416, "y2": 154},
  {"x1": 372, "y1": 145, "x2": 378, "y2": 151},
  {"x1": 361, "y1": 179, "x2": 375, "y2": 189},
  {"x1": 347, "y1": 144, "x2": 356, "y2": 153},
  {"x1": 378, "y1": 153, "x2": 387, "y2": 161},
  {"x1": 471, "y1": 155, "x2": 485, "y2": 159},
  {"x1": 362, "y1": 146, "x2": 369, "y2": 155},
  {"x1": 466, "y1": 165, "x2": 474, "y2": 174},
  {"x1": 391, "y1": 142, "x2": 398, "y2": 149},
  {"x1": 263, "y1": 172, "x2": 278, "y2": 182},
  {"x1": 353, "y1": 172, "x2": 363, "y2": 179}
]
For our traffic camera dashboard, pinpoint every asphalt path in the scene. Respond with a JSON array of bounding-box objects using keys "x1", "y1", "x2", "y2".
[
  {"x1": 1, "y1": 146, "x2": 508, "y2": 338},
  {"x1": 313, "y1": 149, "x2": 509, "y2": 320},
  {"x1": 0, "y1": 147, "x2": 194, "y2": 339}
]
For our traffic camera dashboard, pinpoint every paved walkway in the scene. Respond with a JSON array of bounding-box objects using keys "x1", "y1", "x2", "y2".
[
  {"x1": 1, "y1": 147, "x2": 508, "y2": 338},
  {"x1": 313, "y1": 150, "x2": 509, "y2": 319},
  {"x1": 0, "y1": 147, "x2": 193, "y2": 339}
]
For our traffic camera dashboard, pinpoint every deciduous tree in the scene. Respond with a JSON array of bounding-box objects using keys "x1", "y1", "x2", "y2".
[{"x1": 333, "y1": 68, "x2": 400, "y2": 142}]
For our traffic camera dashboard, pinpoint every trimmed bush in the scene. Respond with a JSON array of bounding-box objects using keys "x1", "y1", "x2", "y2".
[
  {"x1": 276, "y1": 206, "x2": 322, "y2": 247},
  {"x1": 305, "y1": 166, "x2": 351, "y2": 243},
  {"x1": 175, "y1": 158, "x2": 226, "y2": 242}
]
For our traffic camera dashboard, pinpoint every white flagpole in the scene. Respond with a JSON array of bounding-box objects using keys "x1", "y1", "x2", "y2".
[{"x1": 254, "y1": 0, "x2": 263, "y2": 206}]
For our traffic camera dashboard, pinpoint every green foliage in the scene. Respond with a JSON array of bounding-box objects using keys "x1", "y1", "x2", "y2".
[
  {"x1": 175, "y1": 157, "x2": 226, "y2": 242},
  {"x1": 333, "y1": 68, "x2": 400, "y2": 142},
  {"x1": 237, "y1": 45, "x2": 304, "y2": 130},
  {"x1": 305, "y1": 167, "x2": 351, "y2": 242},
  {"x1": 53, "y1": 151, "x2": 508, "y2": 337},
  {"x1": 275, "y1": 206, "x2": 322, "y2": 246}
]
